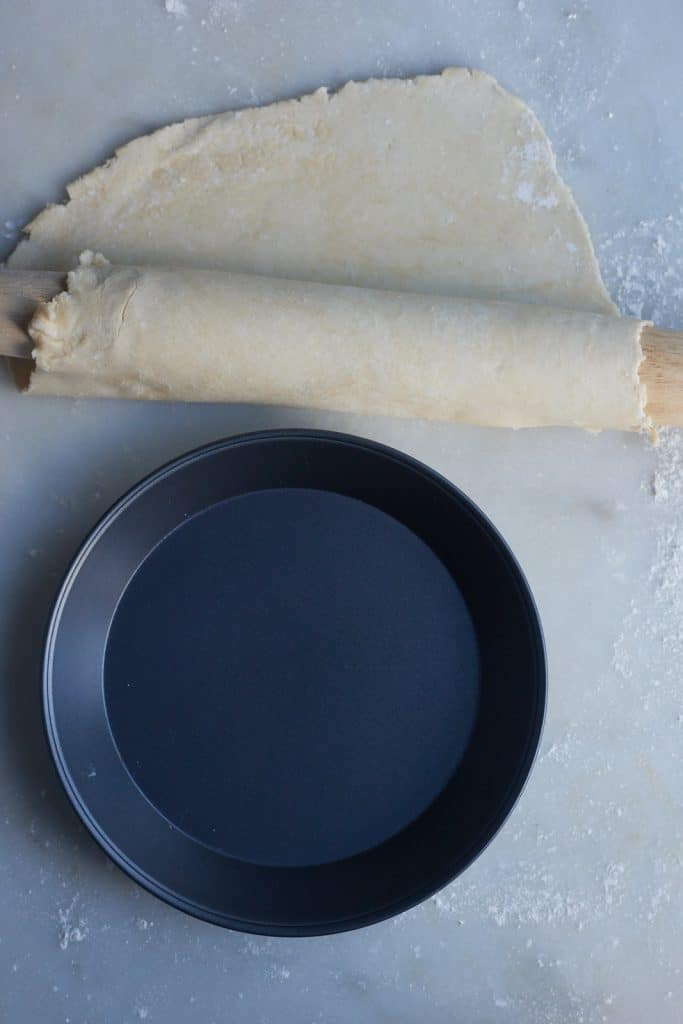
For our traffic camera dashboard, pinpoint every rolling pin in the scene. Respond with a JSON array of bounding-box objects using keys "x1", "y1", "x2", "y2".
[{"x1": 1, "y1": 264, "x2": 682, "y2": 430}]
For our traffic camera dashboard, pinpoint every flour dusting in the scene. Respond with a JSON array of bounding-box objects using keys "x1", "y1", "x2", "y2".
[
  {"x1": 612, "y1": 428, "x2": 683, "y2": 692},
  {"x1": 209, "y1": 0, "x2": 252, "y2": 24},
  {"x1": 432, "y1": 856, "x2": 626, "y2": 930},
  {"x1": 163, "y1": 0, "x2": 187, "y2": 15},
  {"x1": 57, "y1": 896, "x2": 89, "y2": 951},
  {"x1": 599, "y1": 207, "x2": 683, "y2": 324}
]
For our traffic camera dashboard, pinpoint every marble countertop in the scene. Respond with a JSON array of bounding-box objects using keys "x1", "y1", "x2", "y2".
[{"x1": 1, "y1": 2, "x2": 682, "y2": 1021}]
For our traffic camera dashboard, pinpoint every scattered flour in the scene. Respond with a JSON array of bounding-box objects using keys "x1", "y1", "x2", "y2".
[
  {"x1": 506, "y1": 127, "x2": 560, "y2": 210},
  {"x1": 266, "y1": 964, "x2": 292, "y2": 981},
  {"x1": 599, "y1": 207, "x2": 683, "y2": 323},
  {"x1": 515, "y1": 182, "x2": 558, "y2": 209},
  {"x1": 612, "y1": 428, "x2": 683, "y2": 703},
  {"x1": 57, "y1": 896, "x2": 88, "y2": 951},
  {"x1": 653, "y1": 428, "x2": 683, "y2": 506},
  {"x1": 163, "y1": 0, "x2": 187, "y2": 15},
  {"x1": 209, "y1": 0, "x2": 252, "y2": 25},
  {"x1": 432, "y1": 856, "x2": 625, "y2": 930}
]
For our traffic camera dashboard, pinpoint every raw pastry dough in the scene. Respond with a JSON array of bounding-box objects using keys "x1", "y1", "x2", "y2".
[
  {"x1": 10, "y1": 69, "x2": 613, "y2": 311},
  {"x1": 11, "y1": 67, "x2": 646, "y2": 430},
  {"x1": 28, "y1": 253, "x2": 647, "y2": 431}
]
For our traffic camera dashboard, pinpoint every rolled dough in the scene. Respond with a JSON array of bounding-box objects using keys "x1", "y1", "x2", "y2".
[
  {"x1": 28, "y1": 253, "x2": 646, "y2": 431},
  {"x1": 11, "y1": 67, "x2": 648, "y2": 431}
]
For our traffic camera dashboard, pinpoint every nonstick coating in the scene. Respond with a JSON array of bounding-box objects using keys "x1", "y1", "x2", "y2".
[{"x1": 44, "y1": 430, "x2": 546, "y2": 935}]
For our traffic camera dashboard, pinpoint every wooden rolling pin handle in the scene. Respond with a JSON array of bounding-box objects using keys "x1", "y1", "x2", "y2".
[
  {"x1": 1, "y1": 271, "x2": 683, "y2": 426},
  {"x1": 640, "y1": 325, "x2": 683, "y2": 427},
  {"x1": 0, "y1": 269, "x2": 65, "y2": 359}
]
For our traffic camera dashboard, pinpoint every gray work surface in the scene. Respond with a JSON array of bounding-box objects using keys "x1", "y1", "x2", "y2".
[{"x1": 1, "y1": 2, "x2": 682, "y2": 1021}]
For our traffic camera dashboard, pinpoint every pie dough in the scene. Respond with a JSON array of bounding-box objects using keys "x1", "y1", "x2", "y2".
[
  {"x1": 28, "y1": 252, "x2": 646, "y2": 431},
  {"x1": 10, "y1": 68, "x2": 648, "y2": 431}
]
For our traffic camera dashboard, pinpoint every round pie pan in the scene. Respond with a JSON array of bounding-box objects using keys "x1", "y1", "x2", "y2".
[{"x1": 43, "y1": 429, "x2": 545, "y2": 935}]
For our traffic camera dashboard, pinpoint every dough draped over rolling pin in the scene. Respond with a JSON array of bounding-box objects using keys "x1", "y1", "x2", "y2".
[
  {"x1": 12, "y1": 68, "x2": 652, "y2": 432},
  {"x1": 27, "y1": 252, "x2": 649, "y2": 432}
]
